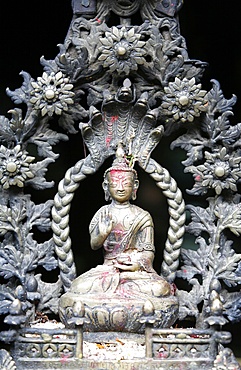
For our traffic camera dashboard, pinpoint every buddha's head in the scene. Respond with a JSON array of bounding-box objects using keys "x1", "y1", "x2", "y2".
[{"x1": 103, "y1": 144, "x2": 139, "y2": 202}]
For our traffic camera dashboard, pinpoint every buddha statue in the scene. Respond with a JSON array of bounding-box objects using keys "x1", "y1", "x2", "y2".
[{"x1": 59, "y1": 145, "x2": 178, "y2": 332}]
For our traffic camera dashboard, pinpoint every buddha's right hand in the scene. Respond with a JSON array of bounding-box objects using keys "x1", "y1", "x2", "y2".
[{"x1": 98, "y1": 208, "x2": 113, "y2": 237}]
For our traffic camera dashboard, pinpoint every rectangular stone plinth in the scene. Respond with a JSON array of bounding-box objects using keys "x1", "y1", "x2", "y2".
[{"x1": 14, "y1": 358, "x2": 214, "y2": 370}]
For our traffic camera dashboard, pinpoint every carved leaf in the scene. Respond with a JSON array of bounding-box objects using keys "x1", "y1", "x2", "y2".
[
  {"x1": 0, "y1": 300, "x2": 13, "y2": 315},
  {"x1": 29, "y1": 126, "x2": 68, "y2": 159},
  {"x1": 37, "y1": 239, "x2": 57, "y2": 271},
  {"x1": 35, "y1": 275, "x2": 62, "y2": 314},
  {"x1": 0, "y1": 116, "x2": 15, "y2": 145},
  {"x1": 178, "y1": 237, "x2": 210, "y2": 280},
  {"x1": 0, "y1": 246, "x2": 22, "y2": 279},
  {"x1": 0, "y1": 206, "x2": 15, "y2": 236},
  {"x1": 40, "y1": 55, "x2": 60, "y2": 74},
  {"x1": 203, "y1": 110, "x2": 234, "y2": 143},
  {"x1": 0, "y1": 200, "x2": 28, "y2": 238},
  {"x1": 0, "y1": 287, "x2": 13, "y2": 315},
  {"x1": 221, "y1": 237, "x2": 238, "y2": 260},
  {"x1": 222, "y1": 290, "x2": 241, "y2": 323},
  {"x1": 182, "y1": 60, "x2": 207, "y2": 81},
  {"x1": 171, "y1": 129, "x2": 208, "y2": 166},
  {"x1": 222, "y1": 123, "x2": 241, "y2": 146},
  {"x1": 59, "y1": 102, "x2": 88, "y2": 133},
  {"x1": 164, "y1": 55, "x2": 185, "y2": 85},
  {"x1": 206, "y1": 79, "x2": 237, "y2": 117},
  {"x1": 10, "y1": 200, "x2": 27, "y2": 225},
  {"x1": 21, "y1": 234, "x2": 57, "y2": 273},
  {"x1": 20, "y1": 236, "x2": 38, "y2": 274},
  {"x1": 6, "y1": 71, "x2": 33, "y2": 105},
  {"x1": 177, "y1": 280, "x2": 204, "y2": 320},
  {"x1": 214, "y1": 200, "x2": 241, "y2": 236},
  {"x1": 186, "y1": 205, "x2": 215, "y2": 237},
  {"x1": 215, "y1": 253, "x2": 241, "y2": 286},
  {"x1": 27, "y1": 200, "x2": 54, "y2": 232},
  {"x1": 26, "y1": 158, "x2": 55, "y2": 189}
]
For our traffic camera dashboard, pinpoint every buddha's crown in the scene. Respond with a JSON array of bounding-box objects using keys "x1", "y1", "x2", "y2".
[{"x1": 104, "y1": 143, "x2": 137, "y2": 179}]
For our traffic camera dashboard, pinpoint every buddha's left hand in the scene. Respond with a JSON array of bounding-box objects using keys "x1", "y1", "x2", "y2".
[{"x1": 114, "y1": 255, "x2": 140, "y2": 271}]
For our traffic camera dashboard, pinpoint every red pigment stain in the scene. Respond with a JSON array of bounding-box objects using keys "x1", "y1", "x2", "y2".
[
  {"x1": 170, "y1": 283, "x2": 177, "y2": 295},
  {"x1": 190, "y1": 334, "x2": 199, "y2": 338},
  {"x1": 101, "y1": 271, "x2": 112, "y2": 287},
  {"x1": 110, "y1": 115, "x2": 119, "y2": 122},
  {"x1": 60, "y1": 354, "x2": 70, "y2": 364},
  {"x1": 118, "y1": 283, "x2": 129, "y2": 298},
  {"x1": 106, "y1": 137, "x2": 111, "y2": 146},
  {"x1": 95, "y1": 18, "x2": 101, "y2": 24},
  {"x1": 195, "y1": 175, "x2": 201, "y2": 181},
  {"x1": 157, "y1": 352, "x2": 168, "y2": 359},
  {"x1": 119, "y1": 279, "x2": 127, "y2": 285},
  {"x1": 101, "y1": 271, "x2": 110, "y2": 277},
  {"x1": 109, "y1": 170, "x2": 127, "y2": 178},
  {"x1": 101, "y1": 271, "x2": 110, "y2": 281}
]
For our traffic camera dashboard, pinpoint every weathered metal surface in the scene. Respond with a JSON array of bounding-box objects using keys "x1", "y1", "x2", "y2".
[{"x1": 0, "y1": 0, "x2": 240, "y2": 369}]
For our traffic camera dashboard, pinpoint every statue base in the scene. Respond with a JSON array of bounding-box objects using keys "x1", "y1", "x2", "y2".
[
  {"x1": 13, "y1": 358, "x2": 215, "y2": 370},
  {"x1": 11, "y1": 326, "x2": 240, "y2": 370},
  {"x1": 59, "y1": 293, "x2": 179, "y2": 332}
]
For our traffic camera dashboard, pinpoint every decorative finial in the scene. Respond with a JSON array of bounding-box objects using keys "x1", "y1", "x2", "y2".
[
  {"x1": 103, "y1": 143, "x2": 137, "y2": 179},
  {"x1": 115, "y1": 142, "x2": 125, "y2": 161}
]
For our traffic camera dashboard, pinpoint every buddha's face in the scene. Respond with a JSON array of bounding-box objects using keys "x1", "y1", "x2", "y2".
[{"x1": 107, "y1": 170, "x2": 137, "y2": 203}]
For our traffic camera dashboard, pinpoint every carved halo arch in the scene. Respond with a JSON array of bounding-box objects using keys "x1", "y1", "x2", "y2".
[{"x1": 51, "y1": 86, "x2": 186, "y2": 292}]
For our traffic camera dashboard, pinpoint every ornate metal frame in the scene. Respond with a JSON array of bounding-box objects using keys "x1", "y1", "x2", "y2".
[{"x1": 0, "y1": 1, "x2": 241, "y2": 369}]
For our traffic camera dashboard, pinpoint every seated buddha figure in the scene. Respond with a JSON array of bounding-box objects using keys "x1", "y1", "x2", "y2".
[{"x1": 59, "y1": 147, "x2": 178, "y2": 332}]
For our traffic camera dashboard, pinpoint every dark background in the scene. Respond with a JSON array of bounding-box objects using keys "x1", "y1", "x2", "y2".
[{"x1": 0, "y1": 0, "x2": 240, "y2": 357}]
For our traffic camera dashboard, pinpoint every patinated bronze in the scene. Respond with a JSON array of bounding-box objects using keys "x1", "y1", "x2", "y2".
[
  {"x1": 59, "y1": 145, "x2": 178, "y2": 332},
  {"x1": 0, "y1": 0, "x2": 240, "y2": 369}
]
